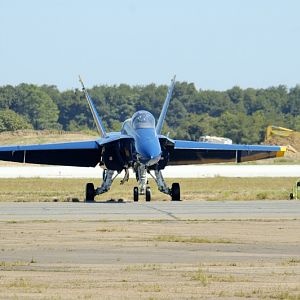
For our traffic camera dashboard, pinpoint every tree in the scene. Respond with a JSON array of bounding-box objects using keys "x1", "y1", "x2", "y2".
[
  {"x1": 12, "y1": 84, "x2": 60, "y2": 130},
  {"x1": 0, "y1": 85, "x2": 17, "y2": 109},
  {"x1": 286, "y1": 85, "x2": 300, "y2": 116},
  {"x1": 1, "y1": 81, "x2": 300, "y2": 144},
  {"x1": 0, "y1": 109, "x2": 33, "y2": 132}
]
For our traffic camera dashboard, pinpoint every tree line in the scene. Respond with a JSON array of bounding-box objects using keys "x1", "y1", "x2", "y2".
[{"x1": 1, "y1": 82, "x2": 300, "y2": 144}]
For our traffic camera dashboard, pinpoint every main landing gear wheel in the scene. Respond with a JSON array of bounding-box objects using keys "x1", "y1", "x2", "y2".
[
  {"x1": 171, "y1": 183, "x2": 180, "y2": 201},
  {"x1": 86, "y1": 182, "x2": 95, "y2": 202},
  {"x1": 133, "y1": 187, "x2": 139, "y2": 202},
  {"x1": 146, "y1": 187, "x2": 151, "y2": 202}
]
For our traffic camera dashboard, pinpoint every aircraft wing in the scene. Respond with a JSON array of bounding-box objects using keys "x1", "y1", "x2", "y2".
[
  {"x1": 0, "y1": 140, "x2": 102, "y2": 167},
  {"x1": 165, "y1": 140, "x2": 286, "y2": 165}
]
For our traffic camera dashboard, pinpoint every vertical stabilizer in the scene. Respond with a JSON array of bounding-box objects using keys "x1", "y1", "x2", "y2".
[
  {"x1": 79, "y1": 76, "x2": 107, "y2": 138},
  {"x1": 156, "y1": 75, "x2": 176, "y2": 134}
]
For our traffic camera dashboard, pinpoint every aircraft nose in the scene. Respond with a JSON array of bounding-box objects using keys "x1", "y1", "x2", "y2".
[
  {"x1": 139, "y1": 148, "x2": 161, "y2": 163},
  {"x1": 140, "y1": 153, "x2": 161, "y2": 166},
  {"x1": 137, "y1": 144, "x2": 161, "y2": 166},
  {"x1": 134, "y1": 128, "x2": 162, "y2": 166}
]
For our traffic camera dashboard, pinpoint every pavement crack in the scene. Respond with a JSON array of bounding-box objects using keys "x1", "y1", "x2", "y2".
[{"x1": 142, "y1": 204, "x2": 180, "y2": 220}]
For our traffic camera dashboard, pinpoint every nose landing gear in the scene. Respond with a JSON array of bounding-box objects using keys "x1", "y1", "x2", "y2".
[
  {"x1": 132, "y1": 186, "x2": 152, "y2": 202},
  {"x1": 133, "y1": 186, "x2": 139, "y2": 202},
  {"x1": 133, "y1": 164, "x2": 152, "y2": 202},
  {"x1": 133, "y1": 166, "x2": 181, "y2": 202},
  {"x1": 146, "y1": 187, "x2": 151, "y2": 202}
]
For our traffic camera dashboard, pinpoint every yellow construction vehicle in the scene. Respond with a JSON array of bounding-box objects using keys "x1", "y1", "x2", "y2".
[
  {"x1": 265, "y1": 126, "x2": 300, "y2": 200},
  {"x1": 265, "y1": 125, "x2": 294, "y2": 141}
]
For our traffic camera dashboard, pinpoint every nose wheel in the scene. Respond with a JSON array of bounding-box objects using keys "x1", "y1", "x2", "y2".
[
  {"x1": 133, "y1": 187, "x2": 139, "y2": 202},
  {"x1": 146, "y1": 187, "x2": 151, "y2": 202},
  {"x1": 133, "y1": 186, "x2": 151, "y2": 202}
]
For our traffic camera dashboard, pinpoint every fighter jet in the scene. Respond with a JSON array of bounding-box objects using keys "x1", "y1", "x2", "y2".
[{"x1": 0, "y1": 76, "x2": 286, "y2": 201}]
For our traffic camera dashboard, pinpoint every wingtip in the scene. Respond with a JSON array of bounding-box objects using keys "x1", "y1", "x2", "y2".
[{"x1": 276, "y1": 146, "x2": 287, "y2": 157}]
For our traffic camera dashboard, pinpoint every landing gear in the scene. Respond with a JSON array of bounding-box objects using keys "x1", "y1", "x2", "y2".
[
  {"x1": 171, "y1": 183, "x2": 180, "y2": 201},
  {"x1": 133, "y1": 165, "x2": 152, "y2": 202},
  {"x1": 132, "y1": 186, "x2": 151, "y2": 202},
  {"x1": 151, "y1": 170, "x2": 181, "y2": 201},
  {"x1": 133, "y1": 166, "x2": 181, "y2": 201},
  {"x1": 85, "y1": 183, "x2": 95, "y2": 202},
  {"x1": 85, "y1": 169, "x2": 118, "y2": 202},
  {"x1": 146, "y1": 187, "x2": 151, "y2": 202},
  {"x1": 94, "y1": 169, "x2": 118, "y2": 196},
  {"x1": 85, "y1": 167, "x2": 180, "y2": 202},
  {"x1": 133, "y1": 187, "x2": 139, "y2": 202},
  {"x1": 137, "y1": 164, "x2": 147, "y2": 195}
]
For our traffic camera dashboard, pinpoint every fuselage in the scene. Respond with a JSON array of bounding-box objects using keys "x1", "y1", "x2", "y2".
[{"x1": 121, "y1": 110, "x2": 161, "y2": 166}]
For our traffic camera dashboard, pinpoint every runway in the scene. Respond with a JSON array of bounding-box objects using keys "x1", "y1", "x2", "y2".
[
  {"x1": 1, "y1": 201, "x2": 300, "y2": 299},
  {"x1": 1, "y1": 200, "x2": 299, "y2": 221}
]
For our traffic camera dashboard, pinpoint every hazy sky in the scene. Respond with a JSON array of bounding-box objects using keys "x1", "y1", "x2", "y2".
[{"x1": 0, "y1": 0, "x2": 299, "y2": 90}]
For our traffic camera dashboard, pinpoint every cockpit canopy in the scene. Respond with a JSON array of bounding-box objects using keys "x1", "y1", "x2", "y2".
[{"x1": 132, "y1": 110, "x2": 155, "y2": 129}]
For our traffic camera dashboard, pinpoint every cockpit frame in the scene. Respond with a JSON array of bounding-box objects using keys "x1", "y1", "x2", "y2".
[{"x1": 131, "y1": 110, "x2": 155, "y2": 129}]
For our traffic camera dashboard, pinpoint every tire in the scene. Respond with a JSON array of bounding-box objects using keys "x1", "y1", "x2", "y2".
[
  {"x1": 86, "y1": 183, "x2": 95, "y2": 202},
  {"x1": 146, "y1": 187, "x2": 151, "y2": 202},
  {"x1": 133, "y1": 187, "x2": 139, "y2": 202},
  {"x1": 171, "y1": 183, "x2": 180, "y2": 201}
]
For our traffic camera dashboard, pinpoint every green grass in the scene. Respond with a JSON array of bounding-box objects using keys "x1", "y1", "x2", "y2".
[
  {"x1": 0, "y1": 177, "x2": 297, "y2": 202},
  {"x1": 234, "y1": 290, "x2": 300, "y2": 300},
  {"x1": 0, "y1": 261, "x2": 30, "y2": 268},
  {"x1": 191, "y1": 268, "x2": 248, "y2": 289},
  {"x1": 153, "y1": 235, "x2": 232, "y2": 244},
  {"x1": 191, "y1": 269, "x2": 210, "y2": 286},
  {"x1": 0, "y1": 130, "x2": 97, "y2": 147}
]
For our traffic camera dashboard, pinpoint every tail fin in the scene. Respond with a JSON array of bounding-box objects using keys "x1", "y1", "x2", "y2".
[
  {"x1": 79, "y1": 76, "x2": 107, "y2": 138},
  {"x1": 156, "y1": 75, "x2": 176, "y2": 134}
]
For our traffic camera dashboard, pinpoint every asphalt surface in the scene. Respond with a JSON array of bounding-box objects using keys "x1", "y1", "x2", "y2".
[{"x1": 0, "y1": 200, "x2": 299, "y2": 221}]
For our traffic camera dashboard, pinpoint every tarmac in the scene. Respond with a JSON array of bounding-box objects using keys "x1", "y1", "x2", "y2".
[
  {"x1": 1, "y1": 200, "x2": 300, "y2": 299},
  {"x1": 1, "y1": 200, "x2": 300, "y2": 221}
]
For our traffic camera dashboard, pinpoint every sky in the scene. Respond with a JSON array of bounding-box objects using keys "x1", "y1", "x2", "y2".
[{"x1": 0, "y1": 0, "x2": 300, "y2": 91}]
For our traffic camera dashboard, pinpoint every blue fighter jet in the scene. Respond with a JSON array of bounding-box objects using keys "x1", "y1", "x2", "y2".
[{"x1": 0, "y1": 76, "x2": 286, "y2": 201}]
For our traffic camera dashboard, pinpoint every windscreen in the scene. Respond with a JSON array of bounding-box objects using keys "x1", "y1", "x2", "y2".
[{"x1": 132, "y1": 111, "x2": 155, "y2": 129}]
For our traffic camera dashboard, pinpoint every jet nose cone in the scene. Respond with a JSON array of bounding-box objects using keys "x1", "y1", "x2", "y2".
[
  {"x1": 134, "y1": 127, "x2": 162, "y2": 166},
  {"x1": 148, "y1": 154, "x2": 161, "y2": 166},
  {"x1": 140, "y1": 154, "x2": 161, "y2": 166},
  {"x1": 138, "y1": 147, "x2": 161, "y2": 166}
]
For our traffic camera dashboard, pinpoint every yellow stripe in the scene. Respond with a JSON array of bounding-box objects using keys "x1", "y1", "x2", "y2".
[
  {"x1": 276, "y1": 146, "x2": 286, "y2": 157},
  {"x1": 280, "y1": 146, "x2": 287, "y2": 152}
]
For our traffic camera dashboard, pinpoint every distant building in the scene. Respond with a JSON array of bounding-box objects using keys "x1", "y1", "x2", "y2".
[{"x1": 199, "y1": 135, "x2": 232, "y2": 144}]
